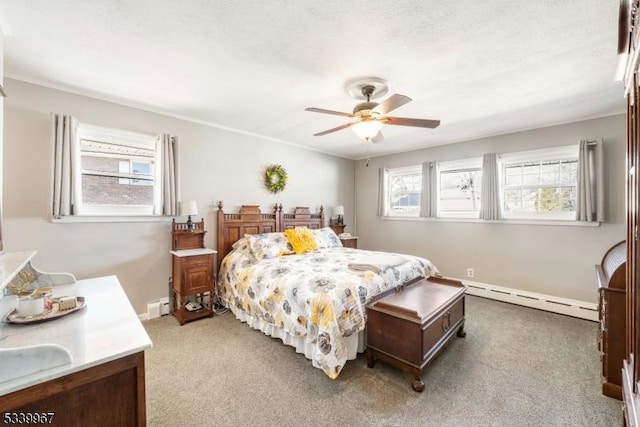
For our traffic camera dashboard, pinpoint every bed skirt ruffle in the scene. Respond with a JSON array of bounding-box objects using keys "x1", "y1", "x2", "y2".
[{"x1": 227, "y1": 303, "x2": 366, "y2": 373}]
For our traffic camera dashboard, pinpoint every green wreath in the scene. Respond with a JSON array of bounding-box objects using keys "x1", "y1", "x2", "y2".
[{"x1": 264, "y1": 164, "x2": 288, "y2": 193}]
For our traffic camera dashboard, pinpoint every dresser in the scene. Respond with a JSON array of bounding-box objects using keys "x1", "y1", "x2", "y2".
[
  {"x1": 596, "y1": 241, "x2": 626, "y2": 400},
  {"x1": 0, "y1": 254, "x2": 152, "y2": 426}
]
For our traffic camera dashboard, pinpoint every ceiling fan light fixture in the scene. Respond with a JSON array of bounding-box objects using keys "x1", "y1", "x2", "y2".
[
  {"x1": 351, "y1": 119, "x2": 383, "y2": 140},
  {"x1": 306, "y1": 79, "x2": 439, "y2": 141}
]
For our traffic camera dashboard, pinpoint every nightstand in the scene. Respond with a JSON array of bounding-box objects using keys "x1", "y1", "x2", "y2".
[
  {"x1": 170, "y1": 219, "x2": 217, "y2": 325},
  {"x1": 340, "y1": 236, "x2": 358, "y2": 249},
  {"x1": 170, "y1": 248, "x2": 217, "y2": 325},
  {"x1": 330, "y1": 224, "x2": 346, "y2": 236}
]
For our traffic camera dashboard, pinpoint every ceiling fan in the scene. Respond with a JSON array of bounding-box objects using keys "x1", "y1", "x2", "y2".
[{"x1": 305, "y1": 82, "x2": 440, "y2": 143}]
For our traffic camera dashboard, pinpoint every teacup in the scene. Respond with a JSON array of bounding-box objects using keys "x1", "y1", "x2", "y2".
[
  {"x1": 16, "y1": 291, "x2": 45, "y2": 317},
  {"x1": 32, "y1": 287, "x2": 53, "y2": 310}
]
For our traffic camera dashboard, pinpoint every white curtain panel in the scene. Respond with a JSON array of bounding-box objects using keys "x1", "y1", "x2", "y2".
[
  {"x1": 158, "y1": 134, "x2": 181, "y2": 216},
  {"x1": 479, "y1": 153, "x2": 502, "y2": 220},
  {"x1": 377, "y1": 168, "x2": 389, "y2": 217},
  {"x1": 51, "y1": 113, "x2": 79, "y2": 217},
  {"x1": 576, "y1": 139, "x2": 604, "y2": 222},
  {"x1": 420, "y1": 161, "x2": 437, "y2": 217}
]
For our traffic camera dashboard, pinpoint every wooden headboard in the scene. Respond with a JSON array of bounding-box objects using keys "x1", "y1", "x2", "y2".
[
  {"x1": 281, "y1": 206, "x2": 324, "y2": 230},
  {"x1": 216, "y1": 202, "x2": 324, "y2": 268},
  {"x1": 216, "y1": 202, "x2": 279, "y2": 267}
]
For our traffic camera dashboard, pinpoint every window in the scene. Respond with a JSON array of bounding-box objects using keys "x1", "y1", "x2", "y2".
[
  {"x1": 501, "y1": 145, "x2": 578, "y2": 220},
  {"x1": 378, "y1": 144, "x2": 591, "y2": 224},
  {"x1": 438, "y1": 158, "x2": 482, "y2": 218},
  {"x1": 386, "y1": 165, "x2": 422, "y2": 217},
  {"x1": 77, "y1": 124, "x2": 161, "y2": 215},
  {"x1": 118, "y1": 160, "x2": 154, "y2": 186}
]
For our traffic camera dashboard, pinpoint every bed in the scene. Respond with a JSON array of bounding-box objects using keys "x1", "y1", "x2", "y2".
[{"x1": 216, "y1": 203, "x2": 455, "y2": 379}]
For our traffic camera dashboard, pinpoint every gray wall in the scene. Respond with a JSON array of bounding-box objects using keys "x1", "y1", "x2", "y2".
[
  {"x1": 3, "y1": 77, "x2": 625, "y2": 310},
  {"x1": 3, "y1": 78, "x2": 355, "y2": 314},
  {"x1": 356, "y1": 114, "x2": 626, "y2": 304}
]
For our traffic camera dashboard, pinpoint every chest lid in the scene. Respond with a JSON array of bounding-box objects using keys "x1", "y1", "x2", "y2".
[{"x1": 368, "y1": 280, "x2": 464, "y2": 323}]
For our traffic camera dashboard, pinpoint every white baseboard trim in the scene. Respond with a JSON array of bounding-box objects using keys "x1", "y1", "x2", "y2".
[
  {"x1": 139, "y1": 300, "x2": 168, "y2": 321},
  {"x1": 136, "y1": 280, "x2": 598, "y2": 322},
  {"x1": 459, "y1": 278, "x2": 598, "y2": 321}
]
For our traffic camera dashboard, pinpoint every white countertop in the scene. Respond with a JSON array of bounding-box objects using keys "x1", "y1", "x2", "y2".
[
  {"x1": 170, "y1": 248, "x2": 217, "y2": 257},
  {"x1": 0, "y1": 275, "x2": 153, "y2": 395}
]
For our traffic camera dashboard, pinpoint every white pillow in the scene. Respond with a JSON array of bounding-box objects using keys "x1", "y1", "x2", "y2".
[
  {"x1": 245, "y1": 232, "x2": 294, "y2": 259},
  {"x1": 312, "y1": 227, "x2": 343, "y2": 249}
]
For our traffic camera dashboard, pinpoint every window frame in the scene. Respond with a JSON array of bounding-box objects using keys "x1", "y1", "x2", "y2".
[
  {"x1": 500, "y1": 145, "x2": 579, "y2": 221},
  {"x1": 118, "y1": 159, "x2": 155, "y2": 186},
  {"x1": 75, "y1": 124, "x2": 162, "y2": 216},
  {"x1": 385, "y1": 165, "x2": 423, "y2": 218},
  {"x1": 437, "y1": 157, "x2": 483, "y2": 219}
]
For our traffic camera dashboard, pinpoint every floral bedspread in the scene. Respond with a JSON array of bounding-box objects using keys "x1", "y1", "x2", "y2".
[{"x1": 218, "y1": 241, "x2": 439, "y2": 379}]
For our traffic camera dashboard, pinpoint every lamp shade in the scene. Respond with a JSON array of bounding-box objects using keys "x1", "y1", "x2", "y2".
[
  {"x1": 180, "y1": 201, "x2": 198, "y2": 216},
  {"x1": 334, "y1": 205, "x2": 344, "y2": 216}
]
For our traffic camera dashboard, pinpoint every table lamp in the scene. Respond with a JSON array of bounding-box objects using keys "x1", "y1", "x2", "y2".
[
  {"x1": 334, "y1": 205, "x2": 344, "y2": 225},
  {"x1": 180, "y1": 201, "x2": 198, "y2": 231}
]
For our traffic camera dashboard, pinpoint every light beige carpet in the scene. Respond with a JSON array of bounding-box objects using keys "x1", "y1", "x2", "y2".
[{"x1": 143, "y1": 296, "x2": 621, "y2": 426}]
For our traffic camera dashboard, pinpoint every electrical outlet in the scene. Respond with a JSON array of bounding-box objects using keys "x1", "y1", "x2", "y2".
[{"x1": 467, "y1": 268, "x2": 474, "y2": 278}]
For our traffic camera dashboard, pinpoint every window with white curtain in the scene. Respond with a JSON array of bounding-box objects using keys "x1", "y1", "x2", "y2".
[
  {"x1": 437, "y1": 158, "x2": 483, "y2": 218},
  {"x1": 377, "y1": 143, "x2": 595, "y2": 224},
  {"x1": 386, "y1": 165, "x2": 422, "y2": 217},
  {"x1": 76, "y1": 124, "x2": 161, "y2": 216},
  {"x1": 501, "y1": 145, "x2": 578, "y2": 220}
]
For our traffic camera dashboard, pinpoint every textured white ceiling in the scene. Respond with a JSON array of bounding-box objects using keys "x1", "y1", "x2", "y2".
[{"x1": 0, "y1": 0, "x2": 625, "y2": 159}]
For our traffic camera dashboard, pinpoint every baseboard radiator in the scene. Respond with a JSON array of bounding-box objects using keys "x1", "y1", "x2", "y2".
[
  {"x1": 459, "y1": 278, "x2": 598, "y2": 321},
  {"x1": 139, "y1": 279, "x2": 598, "y2": 321}
]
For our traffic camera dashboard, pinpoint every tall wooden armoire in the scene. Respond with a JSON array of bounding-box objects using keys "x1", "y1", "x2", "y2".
[{"x1": 617, "y1": 1, "x2": 640, "y2": 424}]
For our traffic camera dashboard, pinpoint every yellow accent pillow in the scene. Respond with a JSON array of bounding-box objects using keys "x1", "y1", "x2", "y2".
[{"x1": 284, "y1": 227, "x2": 318, "y2": 254}]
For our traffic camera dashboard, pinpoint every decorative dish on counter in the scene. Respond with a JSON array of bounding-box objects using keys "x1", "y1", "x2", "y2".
[{"x1": 2, "y1": 296, "x2": 86, "y2": 324}]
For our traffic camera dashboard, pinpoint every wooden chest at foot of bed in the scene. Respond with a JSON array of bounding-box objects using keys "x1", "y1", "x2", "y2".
[{"x1": 366, "y1": 277, "x2": 466, "y2": 392}]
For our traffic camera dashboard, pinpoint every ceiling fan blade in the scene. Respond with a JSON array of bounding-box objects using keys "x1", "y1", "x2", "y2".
[
  {"x1": 313, "y1": 122, "x2": 354, "y2": 136},
  {"x1": 305, "y1": 107, "x2": 353, "y2": 117},
  {"x1": 372, "y1": 94, "x2": 412, "y2": 115},
  {"x1": 386, "y1": 116, "x2": 441, "y2": 129}
]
